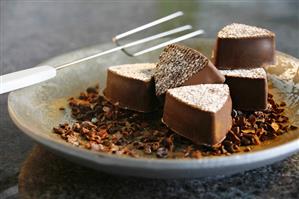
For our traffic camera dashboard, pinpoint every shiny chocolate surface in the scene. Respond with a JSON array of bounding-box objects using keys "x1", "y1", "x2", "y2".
[
  {"x1": 163, "y1": 85, "x2": 232, "y2": 145},
  {"x1": 104, "y1": 68, "x2": 159, "y2": 112},
  {"x1": 214, "y1": 37, "x2": 275, "y2": 69}
]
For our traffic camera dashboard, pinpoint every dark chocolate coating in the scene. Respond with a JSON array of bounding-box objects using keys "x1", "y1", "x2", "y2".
[
  {"x1": 224, "y1": 75, "x2": 268, "y2": 111},
  {"x1": 213, "y1": 37, "x2": 275, "y2": 69},
  {"x1": 104, "y1": 70, "x2": 159, "y2": 112},
  {"x1": 162, "y1": 92, "x2": 232, "y2": 145},
  {"x1": 183, "y1": 61, "x2": 225, "y2": 86}
]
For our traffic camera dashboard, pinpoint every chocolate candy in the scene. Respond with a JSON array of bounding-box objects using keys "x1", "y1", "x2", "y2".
[
  {"x1": 154, "y1": 44, "x2": 225, "y2": 97},
  {"x1": 163, "y1": 84, "x2": 232, "y2": 145},
  {"x1": 220, "y1": 68, "x2": 268, "y2": 111},
  {"x1": 103, "y1": 63, "x2": 159, "y2": 112},
  {"x1": 213, "y1": 23, "x2": 275, "y2": 69}
]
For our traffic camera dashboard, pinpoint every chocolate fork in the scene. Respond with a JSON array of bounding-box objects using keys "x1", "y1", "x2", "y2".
[{"x1": 0, "y1": 11, "x2": 204, "y2": 94}]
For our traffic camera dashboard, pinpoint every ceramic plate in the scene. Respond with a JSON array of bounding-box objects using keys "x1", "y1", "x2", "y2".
[{"x1": 8, "y1": 39, "x2": 299, "y2": 178}]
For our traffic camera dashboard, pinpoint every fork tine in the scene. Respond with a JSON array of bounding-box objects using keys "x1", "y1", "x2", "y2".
[
  {"x1": 133, "y1": 29, "x2": 205, "y2": 56},
  {"x1": 113, "y1": 11, "x2": 184, "y2": 41},
  {"x1": 56, "y1": 11, "x2": 204, "y2": 70},
  {"x1": 114, "y1": 25, "x2": 192, "y2": 56},
  {"x1": 56, "y1": 25, "x2": 193, "y2": 70}
]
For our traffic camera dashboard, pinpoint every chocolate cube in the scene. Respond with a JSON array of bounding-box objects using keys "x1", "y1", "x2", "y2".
[
  {"x1": 154, "y1": 44, "x2": 225, "y2": 97},
  {"x1": 163, "y1": 84, "x2": 232, "y2": 145},
  {"x1": 104, "y1": 63, "x2": 159, "y2": 112},
  {"x1": 213, "y1": 23, "x2": 275, "y2": 69},
  {"x1": 220, "y1": 68, "x2": 268, "y2": 111}
]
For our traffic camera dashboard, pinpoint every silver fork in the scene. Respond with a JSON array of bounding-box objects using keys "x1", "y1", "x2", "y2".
[{"x1": 0, "y1": 11, "x2": 204, "y2": 94}]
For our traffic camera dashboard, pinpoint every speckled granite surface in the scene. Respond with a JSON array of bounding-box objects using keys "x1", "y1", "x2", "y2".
[
  {"x1": 0, "y1": 1, "x2": 298, "y2": 198},
  {"x1": 19, "y1": 146, "x2": 299, "y2": 199}
]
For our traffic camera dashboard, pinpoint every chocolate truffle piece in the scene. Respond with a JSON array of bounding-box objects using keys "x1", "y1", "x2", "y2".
[
  {"x1": 220, "y1": 68, "x2": 268, "y2": 111},
  {"x1": 163, "y1": 84, "x2": 232, "y2": 145},
  {"x1": 154, "y1": 44, "x2": 225, "y2": 97},
  {"x1": 213, "y1": 23, "x2": 275, "y2": 69},
  {"x1": 103, "y1": 63, "x2": 159, "y2": 112}
]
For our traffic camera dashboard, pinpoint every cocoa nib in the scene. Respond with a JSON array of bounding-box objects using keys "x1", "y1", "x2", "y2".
[
  {"x1": 156, "y1": 147, "x2": 168, "y2": 158},
  {"x1": 53, "y1": 85, "x2": 296, "y2": 159}
]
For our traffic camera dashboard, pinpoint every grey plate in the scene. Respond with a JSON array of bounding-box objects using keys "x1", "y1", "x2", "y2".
[{"x1": 8, "y1": 39, "x2": 299, "y2": 178}]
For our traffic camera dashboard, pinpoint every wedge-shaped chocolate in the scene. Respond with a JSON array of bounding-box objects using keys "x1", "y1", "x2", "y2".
[
  {"x1": 154, "y1": 44, "x2": 225, "y2": 97},
  {"x1": 220, "y1": 68, "x2": 268, "y2": 111},
  {"x1": 163, "y1": 84, "x2": 232, "y2": 145},
  {"x1": 214, "y1": 23, "x2": 275, "y2": 69},
  {"x1": 104, "y1": 63, "x2": 159, "y2": 112}
]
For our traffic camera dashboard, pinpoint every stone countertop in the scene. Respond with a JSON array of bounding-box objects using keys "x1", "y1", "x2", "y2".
[
  {"x1": 0, "y1": 1, "x2": 298, "y2": 198},
  {"x1": 18, "y1": 146, "x2": 299, "y2": 199}
]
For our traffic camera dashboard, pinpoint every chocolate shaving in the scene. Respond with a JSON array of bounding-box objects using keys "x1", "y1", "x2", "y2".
[{"x1": 53, "y1": 86, "x2": 297, "y2": 159}]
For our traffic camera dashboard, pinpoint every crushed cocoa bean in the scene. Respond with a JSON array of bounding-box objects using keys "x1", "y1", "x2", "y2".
[{"x1": 53, "y1": 85, "x2": 298, "y2": 159}]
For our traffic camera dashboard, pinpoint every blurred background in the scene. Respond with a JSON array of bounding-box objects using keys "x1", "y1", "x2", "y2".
[
  {"x1": 2, "y1": 0, "x2": 299, "y2": 74},
  {"x1": 0, "y1": 0, "x2": 299, "y2": 196}
]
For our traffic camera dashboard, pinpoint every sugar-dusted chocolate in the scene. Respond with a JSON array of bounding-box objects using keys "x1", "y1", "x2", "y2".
[
  {"x1": 213, "y1": 23, "x2": 275, "y2": 69},
  {"x1": 154, "y1": 44, "x2": 225, "y2": 97},
  {"x1": 220, "y1": 68, "x2": 268, "y2": 111},
  {"x1": 103, "y1": 63, "x2": 159, "y2": 112},
  {"x1": 163, "y1": 84, "x2": 232, "y2": 145}
]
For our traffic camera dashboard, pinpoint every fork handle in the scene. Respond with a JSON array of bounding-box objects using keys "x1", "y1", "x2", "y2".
[{"x1": 0, "y1": 65, "x2": 57, "y2": 94}]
